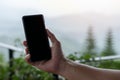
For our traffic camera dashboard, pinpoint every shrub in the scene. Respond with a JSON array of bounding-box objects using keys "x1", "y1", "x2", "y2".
[{"x1": 0, "y1": 55, "x2": 53, "y2": 80}]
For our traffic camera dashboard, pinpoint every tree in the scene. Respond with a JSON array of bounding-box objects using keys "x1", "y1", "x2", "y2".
[
  {"x1": 101, "y1": 28, "x2": 116, "y2": 56},
  {"x1": 81, "y1": 26, "x2": 97, "y2": 60}
]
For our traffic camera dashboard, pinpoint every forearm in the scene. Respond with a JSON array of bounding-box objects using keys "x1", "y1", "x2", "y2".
[
  {"x1": 98, "y1": 68, "x2": 120, "y2": 80},
  {"x1": 57, "y1": 59, "x2": 120, "y2": 80},
  {"x1": 57, "y1": 59, "x2": 100, "y2": 80}
]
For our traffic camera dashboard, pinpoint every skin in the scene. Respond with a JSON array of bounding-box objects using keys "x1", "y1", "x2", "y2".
[{"x1": 23, "y1": 29, "x2": 120, "y2": 80}]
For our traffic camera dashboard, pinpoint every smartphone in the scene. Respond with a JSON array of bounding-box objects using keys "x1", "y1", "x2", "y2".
[{"x1": 22, "y1": 14, "x2": 51, "y2": 62}]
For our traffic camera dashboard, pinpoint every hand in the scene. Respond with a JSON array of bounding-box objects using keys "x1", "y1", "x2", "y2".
[{"x1": 23, "y1": 29, "x2": 66, "y2": 74}]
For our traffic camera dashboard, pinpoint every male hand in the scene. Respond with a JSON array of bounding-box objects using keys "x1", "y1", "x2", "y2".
[{"x1": 23, "y1": 29, "x2": 66, "y2": 74}]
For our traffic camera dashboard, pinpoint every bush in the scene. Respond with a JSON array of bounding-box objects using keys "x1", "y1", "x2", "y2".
[
  {"x1": 0, "y1": 55, "x2": 53, "y2": 80},
  {"x1": 0, "y1": 54, "x2": 9, "y2": 80},
  {"x1": 98, "y1": 60, "x2": 120, "y2": 69},
  {"x1": 67, "y1": 53, "x2": 120, "y2": 70}
]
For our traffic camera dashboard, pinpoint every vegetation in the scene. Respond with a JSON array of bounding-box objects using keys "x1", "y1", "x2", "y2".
[
  {"x1": 67, "y1": 27, "x2": 120, "y2": 69},
  {"x1": 0, "y1": 54, "x2": 53, "y2": 80},
  {"x1": 101, "y1": 28, "x2": 116, "y2": 56},
  {"x1": 84, "y1": 26, "x2": 96, "y2": 55},
  {"x1": 0, "y1": 26, "x2": 119, "y2": 80},
  {"x1": 80, "y1": 26, "x2": 97, "y2": 62}
]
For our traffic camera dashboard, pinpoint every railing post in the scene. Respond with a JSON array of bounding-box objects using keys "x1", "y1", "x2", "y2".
[
  {"x1": 53, "y1": 74, "x2": 59, "y2": 80},
  {"x1": 9, "y1": 49, "x2": 14, "y2": 80}
]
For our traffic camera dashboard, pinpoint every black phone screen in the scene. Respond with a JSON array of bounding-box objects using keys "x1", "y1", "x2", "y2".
[{"x1": 22, "y1": 14, "x2": 51, "y2": 62}]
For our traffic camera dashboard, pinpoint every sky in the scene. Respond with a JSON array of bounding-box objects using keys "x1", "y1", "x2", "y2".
[
  {"x1": 0, "y1": 0, "x2": 120, "y2": 55},
  {"x1": 36, "y1": 0, "x2": 120, "y2": 17},
  {"x1": 1, "y1": 0, "x2": 120, "y2": 17}
]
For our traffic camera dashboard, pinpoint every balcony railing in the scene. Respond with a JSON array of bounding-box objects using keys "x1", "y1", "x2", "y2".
[
  {"x1": 0, "y1": 42, "x2": 59, "y2": 80},
  {"x1": 1, "y1": 42, "x2": 120, "y2": 80},
  {"x1": 0, "y1": 42, "x2": 24, "y2": 80}
]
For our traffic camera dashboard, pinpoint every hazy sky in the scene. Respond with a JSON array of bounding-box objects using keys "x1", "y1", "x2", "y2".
[
  {"x1": 0, "y1": 0, "x2": 120, "y2": 54},
  {"x1": 37, "y1": 0, "x2": 120, "y2": 16},
  {"x1": 1, "y1": 0, "x2": 120, "y2": 17}
]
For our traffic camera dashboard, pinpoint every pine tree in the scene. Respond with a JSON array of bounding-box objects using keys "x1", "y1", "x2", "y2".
[
  {"x1": 86, "y1": 26, "x2": 95, "y2": 53},
  {"x1": 101, "y1": 28, "x2": 116, "y2": 56},
  {"x1": 81, "y1": 26, "x2": 97, "y2": 60}
]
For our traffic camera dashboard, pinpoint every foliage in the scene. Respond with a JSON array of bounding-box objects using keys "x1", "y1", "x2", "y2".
[
  {"x1": 101, "y1": 28, "x2": 116, "y2": 56},
  {"x1": 0, "y1": 38, "x2": 54, "y2": 80},
  {"x1": 98, "y1": 60, "x2": 120, "y2": 70},
  {"x1": 67, "y1": 52, "x2": 79, "y2": 61},
  {"x1": 11, "y1": 57, "x2": 53, "y2": 80},
  {"x1": 67, "y1": 27, "x2": 120, "y2": 69},
  {"x1": 67, "y1": 27, "x2": 119, "y2": 69},
  {"x1": 0, "y1": 53, "x2": 4, "y2": 62},
  {"x1": 0, "y1": 27, "x2": 119, "y2": 80},
  {"x1": 85, "y1": 26, "x2": 96, "y2": 53},
  {"x1": 80, "y1": 53, "x2": 93, "y2": 61},
  {"x1": 67, "y1": 27, "x2": 100, "y2": 66},
  {"x1": 68, "y1": 54, "x2": 120, "y2": 70},
  {"x1": 0, "y1": 54, "x2": 9, "y2": 80},
  {"x1": 0, "y1": 65, "x2": 8, "y2": 80},
  {"x1": 0, "y1": 56, "x2": 53, "y2": 80}
]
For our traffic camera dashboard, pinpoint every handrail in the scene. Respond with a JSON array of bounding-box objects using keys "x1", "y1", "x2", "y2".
[
  {"x1": 1, "y1": 42, "x2": 120, "y2": 62},
  {"x1": 0, "y1": 42, "x2": 59, "y2": 80},
  {"x1": 95, "y1": 55, "x2": 120, "y2": 61},
  {"x1": 0, "y1": 42, "x2": 24, "y2": 52},
  {"x1": 75, "y1": 55, "x2": 120, "y2": 63},
  {"x1": 0, "y1": 42, "x2": 24, "y2": 80},
  {"x1": 1, "y1": 42, "x2": 120, "y2": 80}
]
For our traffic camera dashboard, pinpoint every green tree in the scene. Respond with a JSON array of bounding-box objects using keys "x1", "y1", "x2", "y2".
[
  {"x1": 81, "y1": 26, "x2": 97, "y2": 60},
  {"x1": 101, "y1": 28, "x2": 116, "y2": 56}
]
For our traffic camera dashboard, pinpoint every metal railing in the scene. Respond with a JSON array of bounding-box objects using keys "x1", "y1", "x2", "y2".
[
  {"x1": 0, "y1": 42, "x2": 24, "y2": 80},
  {"x1": 75, "y1": 55, "x2": 120, "y2": 63},
  {"x1": 0, "y1": 42, "x2": 59, "y2": 80},
  {"x1": 1, "y1": 42, "x2": 120, "y2": 80}
]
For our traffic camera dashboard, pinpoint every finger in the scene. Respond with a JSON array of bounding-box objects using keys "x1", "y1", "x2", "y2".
[
  {"x1": 25, "y1": 54, "x2": 32, "y2": 64},
  {"x1": 46, "y1": 29, "x2": 58, "y2": 43},
  {"x1": 33, "y1": 61, "x2": 45, "y2": 67},
  {"x1": 23, "y1": 41, "x2": 27, "y2": 47},
  {"x1": 25, "y1": 54, "x2": 39, "y2": 66},
  {"x1": 25, "y1": 48, "x2": 29, "y2": 55}
]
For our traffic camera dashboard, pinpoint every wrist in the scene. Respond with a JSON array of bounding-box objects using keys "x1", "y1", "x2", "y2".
[
  {"x1": 57, "y1": 59, "x2": 80, "y2": 80},
  {"x1": 56, "y1": 58, "x2": 72, "y2": 78},
  {"x1": 55, "y1": 57, "x2": 68, "y2": 75}
]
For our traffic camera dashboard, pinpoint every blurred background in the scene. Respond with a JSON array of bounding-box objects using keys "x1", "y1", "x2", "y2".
[{"x1": 0, "y1": 0, "x2": 120, "y2": 80}]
